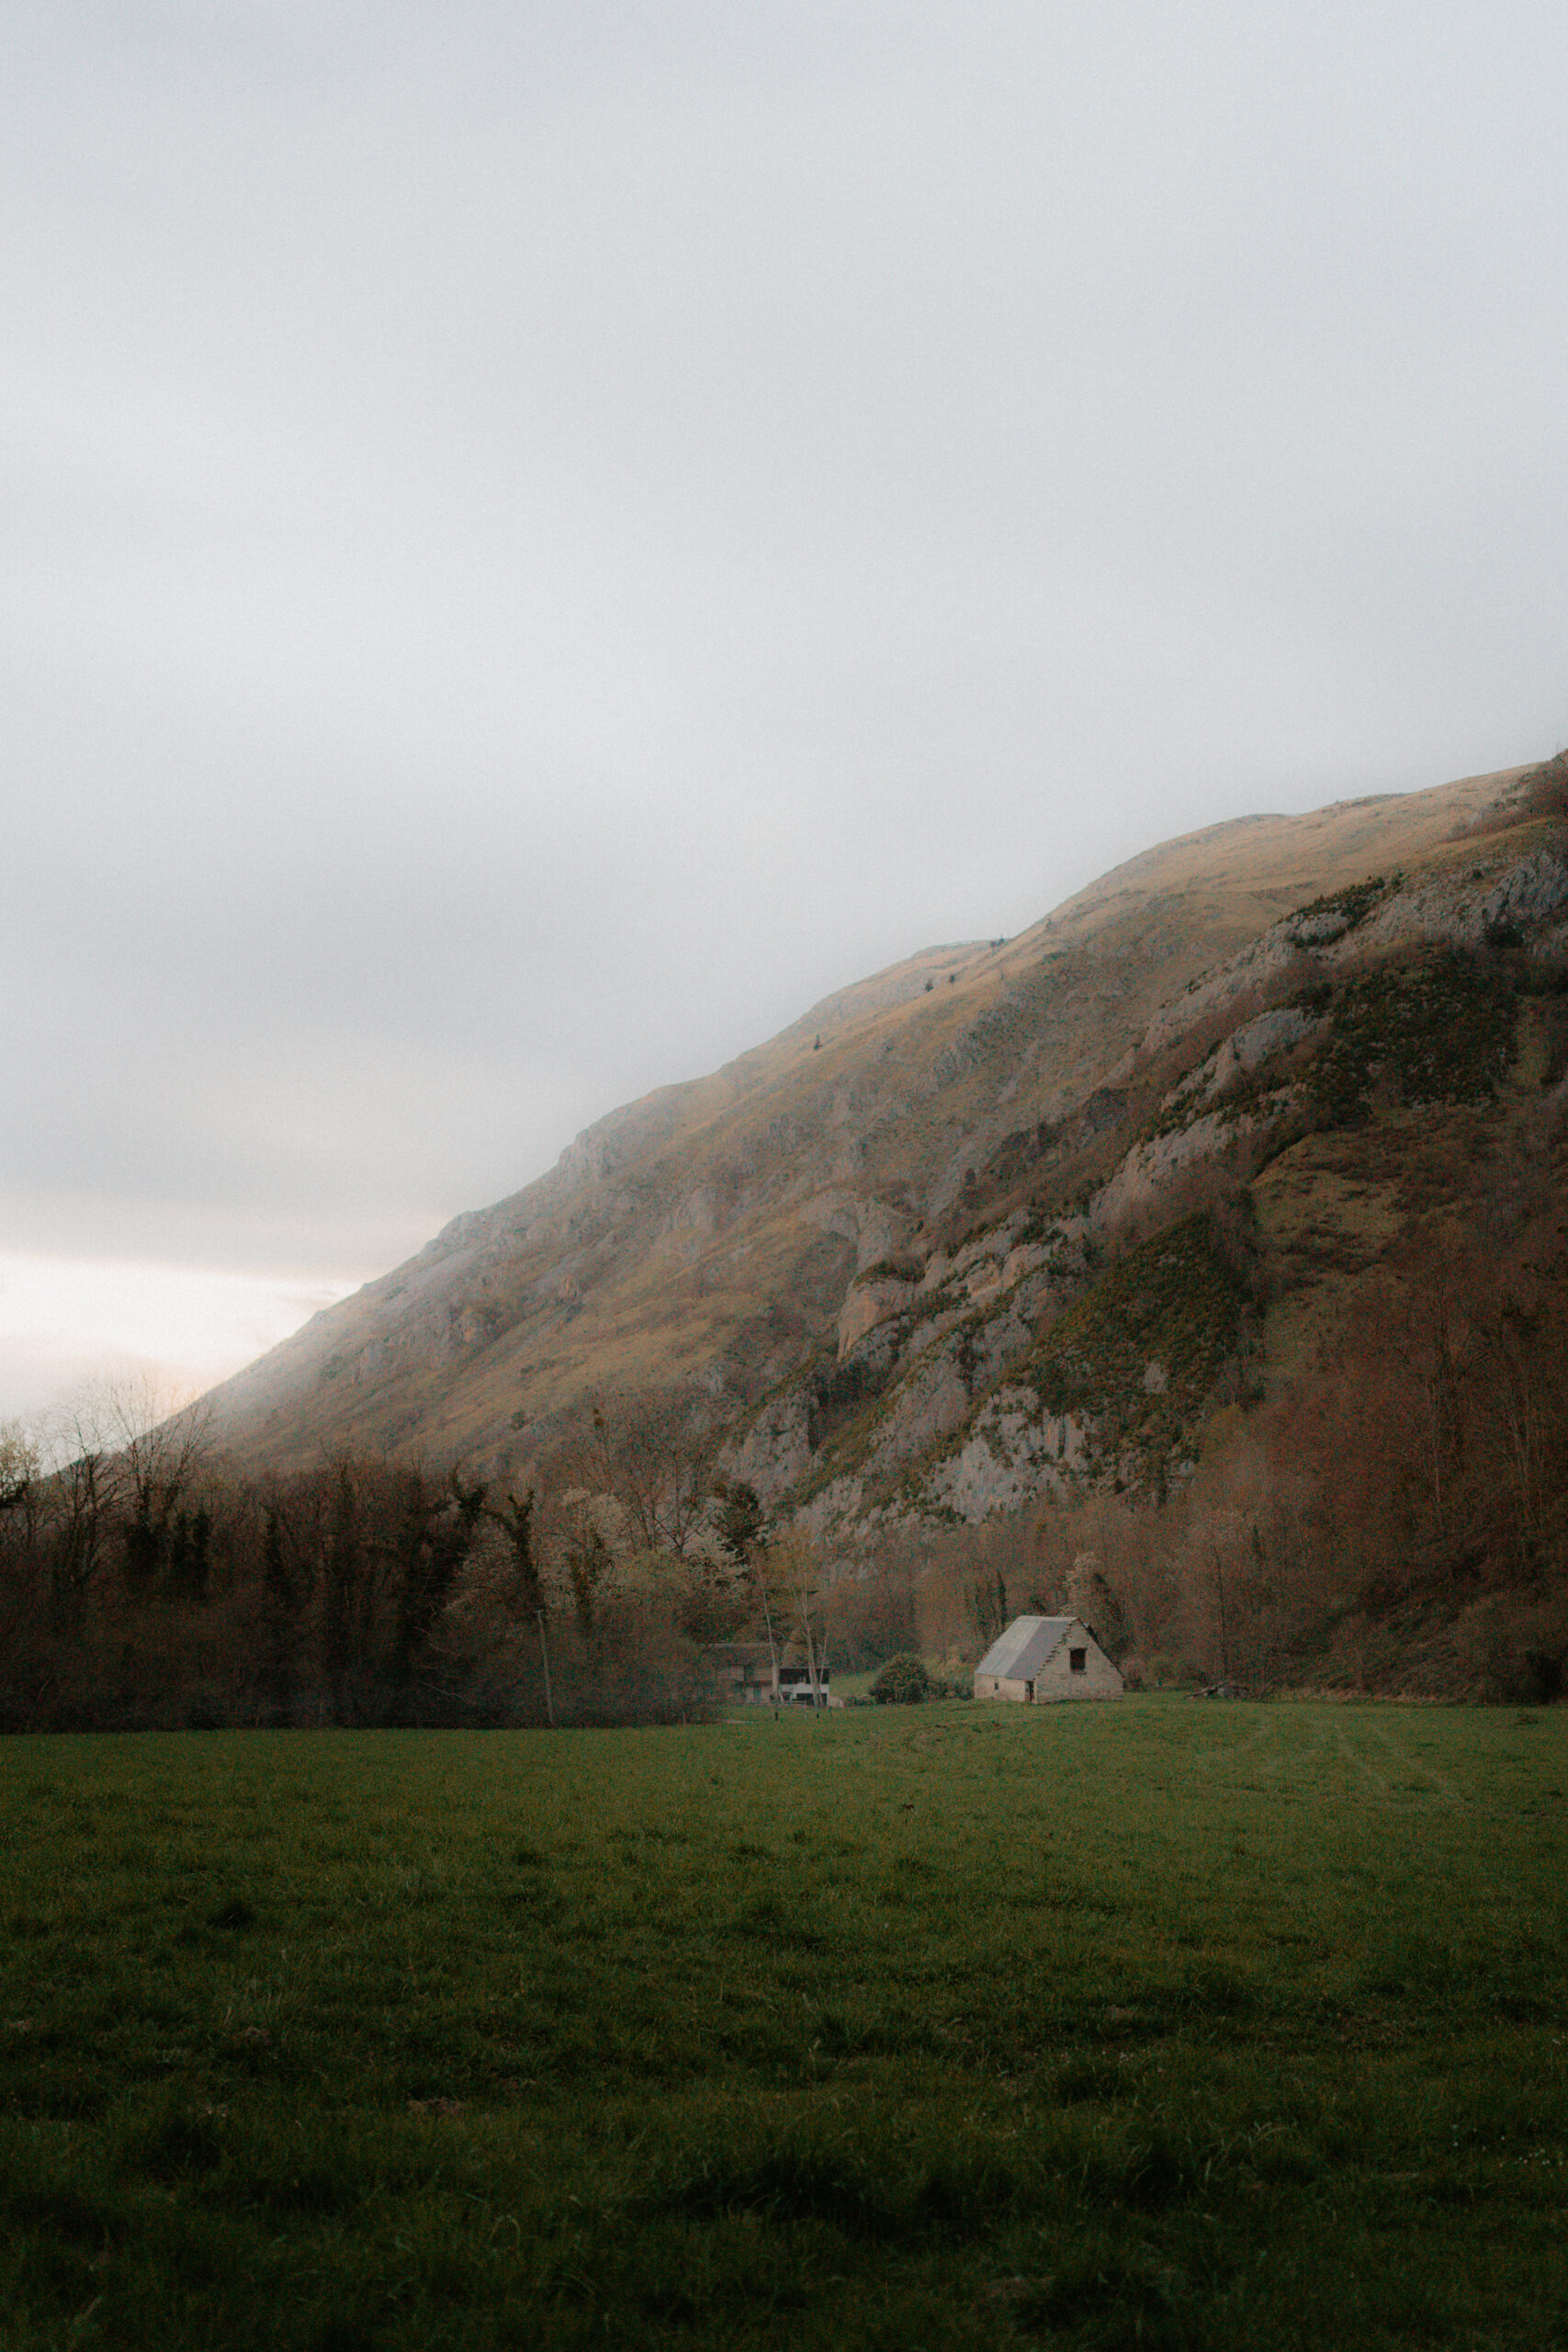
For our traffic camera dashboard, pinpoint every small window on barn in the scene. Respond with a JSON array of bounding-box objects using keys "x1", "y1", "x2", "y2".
[{"x1": 1069, "y1": 1647, "x2": 1087, "y2": 1673}]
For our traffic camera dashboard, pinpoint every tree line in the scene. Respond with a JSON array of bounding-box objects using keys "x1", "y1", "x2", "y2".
[{"x1": 0, "y1": 1383, "x2": 847, "y2": 1732}]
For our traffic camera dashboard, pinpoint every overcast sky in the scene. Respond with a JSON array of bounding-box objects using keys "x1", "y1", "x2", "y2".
[{"x1": 6, "y1": 0, "x2": 1567, "y2": 1417}]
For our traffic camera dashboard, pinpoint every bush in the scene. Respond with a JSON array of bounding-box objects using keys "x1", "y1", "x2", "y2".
[{"x1": 870, "y1": 1654, "x2": 931, "y2": 1705}]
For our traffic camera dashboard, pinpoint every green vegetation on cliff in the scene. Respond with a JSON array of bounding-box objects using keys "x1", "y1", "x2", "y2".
[
  {"x1": 1025, "y1": 1212, "x2": 1250, "y2": 1449},
  {"x1": 1303, "y1": 951, "x2": 1518, "y2": 1125}
]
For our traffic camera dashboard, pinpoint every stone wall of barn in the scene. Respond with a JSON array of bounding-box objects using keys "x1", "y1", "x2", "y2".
[
  {"x1": 1034, "y1": 1639, "x2": 1122, "y2": 1701},
  {"x1": 974, "y1": 1626, "x2": 1122, "y2": 1703}
]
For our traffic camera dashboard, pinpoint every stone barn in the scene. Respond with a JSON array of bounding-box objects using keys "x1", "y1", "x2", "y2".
[{"x1": 974, "y1": 1616, "x2": 1122, "y2": 1703}]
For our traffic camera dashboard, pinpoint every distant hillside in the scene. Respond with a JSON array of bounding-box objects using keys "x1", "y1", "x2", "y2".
[
  {"x1": 204, "y1": 755, "x2": 1558, "y2": 1498},
  {"x1": 33, "y1": 745, "x2": 1540, "y2": 1706}
]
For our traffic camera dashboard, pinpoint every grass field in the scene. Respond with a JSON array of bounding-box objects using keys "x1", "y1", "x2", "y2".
[{"x1": 2, "y1": 1699, "x2": 1564, "y2": 2350}]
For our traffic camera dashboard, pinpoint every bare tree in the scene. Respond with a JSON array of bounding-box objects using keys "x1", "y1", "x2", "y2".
[
  {"x1": 760, "y1": 1532, "x2": 829, "y2": 1706},
  {"x1": 586, "y1": 1388, "x2": 715, "y2": 1561},
  {"x1": 483, "y1": 1487, "x2": 556, "y2": 1724}
]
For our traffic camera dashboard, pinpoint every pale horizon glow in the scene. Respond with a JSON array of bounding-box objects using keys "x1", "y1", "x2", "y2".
[{"x1": 0, "y1": 1254, "x2": 365, "y2": 1426}]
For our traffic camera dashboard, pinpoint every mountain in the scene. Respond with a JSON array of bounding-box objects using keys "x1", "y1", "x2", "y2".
[{"x1": 203, "y1": 754, "x2": 1567, "y2": 1562}]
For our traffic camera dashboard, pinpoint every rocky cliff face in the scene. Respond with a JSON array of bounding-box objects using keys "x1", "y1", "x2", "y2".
[{"x1": 202, "y1": 758, "x2": 1566, "y2": 1549}]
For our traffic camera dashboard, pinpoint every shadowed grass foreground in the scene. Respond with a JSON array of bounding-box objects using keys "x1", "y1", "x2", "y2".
[{"x1": 1, "y1": 1698, "x2": 1564, "y2": 2348}]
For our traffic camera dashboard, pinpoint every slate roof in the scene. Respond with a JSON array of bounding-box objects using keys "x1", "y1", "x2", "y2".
[{"x1": 975, "y1": 1616, "x2": 1078, "y2": 1682}]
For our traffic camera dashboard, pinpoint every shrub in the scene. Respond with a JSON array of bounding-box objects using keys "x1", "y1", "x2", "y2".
[
  {"x1": 869, "y1": 1653, "x2": 931, "y2": 1705},
  {"x1": 1286, "y1": 875, "x2": 1394, "y2": 937}
]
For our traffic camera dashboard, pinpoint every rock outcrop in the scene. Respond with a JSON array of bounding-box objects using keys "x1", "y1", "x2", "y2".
[{"x1": 196, "y1": 759, "x2": 1563, "y2": 1559}]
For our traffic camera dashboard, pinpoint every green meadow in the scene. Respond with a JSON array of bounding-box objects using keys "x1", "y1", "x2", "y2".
[{"x1": 1, "y1": 1700, "x2": 1564, "y2": 2351}]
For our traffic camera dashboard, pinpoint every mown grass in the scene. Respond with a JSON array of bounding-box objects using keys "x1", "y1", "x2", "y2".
[{"x1": 2, "y1": 1700, "x2": 1564, "y2": 2349}]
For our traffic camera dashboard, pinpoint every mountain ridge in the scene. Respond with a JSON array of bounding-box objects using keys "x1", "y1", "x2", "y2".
[{"x1": 200, "y1": 755, "x2": 1562, "y2": 1525}]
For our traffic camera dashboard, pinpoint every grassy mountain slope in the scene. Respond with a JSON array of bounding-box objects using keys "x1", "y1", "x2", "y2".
[{"x1": 204, "y1": 757, "x2": 1561, "y2": 1518}]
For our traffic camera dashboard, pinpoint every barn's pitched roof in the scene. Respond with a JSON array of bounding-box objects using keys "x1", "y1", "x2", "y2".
[{"x1": 975, "y1": 1616, "x2": 1078, "y2": 1682}]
